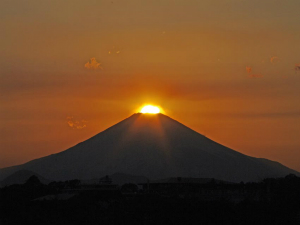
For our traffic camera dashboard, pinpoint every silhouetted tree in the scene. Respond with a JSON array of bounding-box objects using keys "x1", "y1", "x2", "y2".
[
  {"x1": 68, "y1": 179, "x2": 81, "y2": 188},
  {"x1": 99, "y1": 175, "x2": 112, "y2": 184},
  {"x1": 121, "y1": 183, "x2": 138, "y2": 193},
  {"x1": 25, "y1": 175, "x2": 42, "y2": 186}
]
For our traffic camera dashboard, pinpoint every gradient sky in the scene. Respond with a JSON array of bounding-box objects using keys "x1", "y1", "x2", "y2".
[{"x1": 1, "y1": 0, "x2": 300, "y2": 172}]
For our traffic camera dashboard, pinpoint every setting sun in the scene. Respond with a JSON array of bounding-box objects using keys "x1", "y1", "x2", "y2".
[{"x1": 140, "y1": 105, "x2": 160, "y2": 114}]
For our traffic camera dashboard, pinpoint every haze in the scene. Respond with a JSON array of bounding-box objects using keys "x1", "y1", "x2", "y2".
[{"x1": 0, "y1": 0, "x2": 299, "y2": 172}]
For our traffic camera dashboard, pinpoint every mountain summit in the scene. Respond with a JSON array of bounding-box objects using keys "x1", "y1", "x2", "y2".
[{"x1": 1, "y1": 113, "x2": 299, "y2": 182}]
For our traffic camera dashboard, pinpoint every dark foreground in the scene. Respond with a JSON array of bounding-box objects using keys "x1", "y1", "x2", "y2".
[{"x1": 1, "y1": 174, "x2": 300, "y2": 225}]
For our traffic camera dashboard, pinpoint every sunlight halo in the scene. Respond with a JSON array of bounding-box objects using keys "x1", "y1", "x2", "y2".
[{"x1": 140, "y1": 105, "x2": 161, "y2": 114}]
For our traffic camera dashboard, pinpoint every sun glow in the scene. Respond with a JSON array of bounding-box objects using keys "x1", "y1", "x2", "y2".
[{"x1": 140, "y1": 105, "x2": 161, "y2": 114}]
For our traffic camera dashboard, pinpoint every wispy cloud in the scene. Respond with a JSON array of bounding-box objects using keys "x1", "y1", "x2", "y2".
[
  {"x1": 295, "y1": 63, "x2": 300, "y2": 72},
  {"x1": 67, "y1": 116, "x2": 87, "y2": 129},
  {"x1": 108, "y1": 46, "x2": 121, "y2": 55},
  {"x1": 246, "y1": 66, "x2": 252, "y2": 73},
  {"x1": 270, "y1": 56, "x2": 279, "y2": 63},
  {"x1": 84, "y1": 57, "x2": 102, "y2": 70},
  {"x1": 245, "y1": 66, "x2": 262, "y2": 78}
]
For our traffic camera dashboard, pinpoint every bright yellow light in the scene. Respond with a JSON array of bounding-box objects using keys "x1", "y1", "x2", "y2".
[{"x1": 140, "y1": 105, "x2": 160, "y2": 114}]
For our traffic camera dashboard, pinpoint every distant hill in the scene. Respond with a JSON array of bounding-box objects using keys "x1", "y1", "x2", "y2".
[
  {"x1": 1, "y1": 113, "x2": 299, "y2": 183},
  {"x1": 0, "y1": 170, "x2": 52, "y2": 187},
  {"x1": 82, "y1": 173, "x2": 148, "y2": 186},
  {"x1": 148, "y1": 177, "x2": 232, "y2": 184},
  {"x1": 108, "y1": 173, "x2": 148, "y2": 185}
]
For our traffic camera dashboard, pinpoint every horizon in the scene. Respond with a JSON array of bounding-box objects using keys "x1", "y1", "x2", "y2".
[{"x1": 1, "y1": 0, "x2": 300, "y2": 173}]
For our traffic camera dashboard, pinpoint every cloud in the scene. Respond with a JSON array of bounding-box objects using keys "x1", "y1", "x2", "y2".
[
  {"x1": 270, "y1": 56, "x2": 279, "y2": 63},
  {"x1": 108, "y1": 46, "x2": 121, "y2": 55},
  {"x1": 246, "y1": 66, "x2": 252, "y2": 73},
  {"x1": 295, "y1": 63, "x2": 300, "y2": 72},
  {"x1": 67, "y1": 116, "x2": 87, "y2": 129},
  {"x1": 245, "y1": 66, "x2": 262, "y2": 78},
  {"x1": 249, "y1": 74, "x2": 263, "y2": 78},
  {"x1": 84, "y1": 57, "x2": 102, "y2": 70}
]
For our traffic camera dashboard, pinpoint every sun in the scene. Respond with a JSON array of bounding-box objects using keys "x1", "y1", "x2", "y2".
[{"x1": 140, "y1": 105, "x2": 160, "y2": 114}]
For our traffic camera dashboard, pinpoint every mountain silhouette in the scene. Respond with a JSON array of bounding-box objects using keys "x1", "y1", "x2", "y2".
[
  {"x1": 0, "y1": 170, "x2": 52, "y2": 187},
  {"x1": 0, "y1": 113, "x2": 299, "y2": 182}
]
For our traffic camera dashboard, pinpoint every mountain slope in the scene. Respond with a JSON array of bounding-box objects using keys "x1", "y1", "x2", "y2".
[{"x1": 1, "y1": 113, "x2": 299, "y2": 182}]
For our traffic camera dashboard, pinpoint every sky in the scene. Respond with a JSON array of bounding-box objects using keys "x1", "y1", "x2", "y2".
[{"x1": 1, "y1": 0, "x2": 300, "y2": 172}]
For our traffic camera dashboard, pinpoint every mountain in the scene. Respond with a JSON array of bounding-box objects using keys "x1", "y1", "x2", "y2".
[
  {"x1": 0, "y1": 170, "x2": 52, "y2": 187},
  {"x1": 0, "y1": 113, "x2": 299, "y2": 183}
]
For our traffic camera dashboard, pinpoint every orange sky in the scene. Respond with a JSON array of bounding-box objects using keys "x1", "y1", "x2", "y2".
[{"x1": 0, "y1": 0, "x2": 300, "y2": 172}]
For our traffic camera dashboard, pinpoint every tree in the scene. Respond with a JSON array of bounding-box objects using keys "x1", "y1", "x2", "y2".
[
  {"x1": 121, "y1": 183, "x2": 138, "y2": 193},
  {"x1": 25, "y1": 175, "x2": 42, "y2": 186}
]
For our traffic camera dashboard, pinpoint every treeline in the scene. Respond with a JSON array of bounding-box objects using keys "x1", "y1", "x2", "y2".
[{"x1": 1, "y1": 174, "x2": 300, "y2": 225}]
